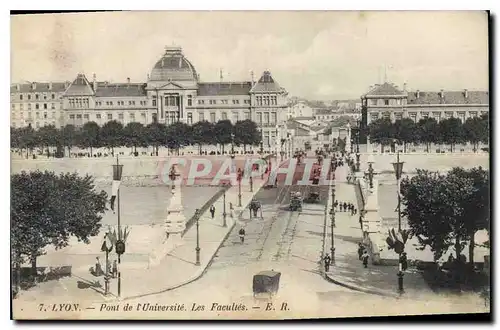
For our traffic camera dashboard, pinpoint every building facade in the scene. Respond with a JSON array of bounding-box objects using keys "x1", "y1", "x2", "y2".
[
  {"x1": 361, "y1": 82, "x2": 489, "y2": 126},
  {"x1": 10, "y1": 46, "x2": 289, "y2": 147},
  {"x1": 288, "y1": 101, "x2": 314, "y2": 119}
]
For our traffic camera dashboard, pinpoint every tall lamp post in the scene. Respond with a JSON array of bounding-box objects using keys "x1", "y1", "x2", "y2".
[
  {"x1": 392, "y1": 151, "x2": 405, "y2": 295},
  {"x1": 329, "y1": 162, "x2": 337, "y2": 264},
  {"x1": 366, "y1": 158, "x2": 375, "y2": 189},
  {"x1": 100, "y1": 234, "x2": 113, "y2": 296},
  {"x1": 231, "y1": 132, "x2": 235, "y2": 155},
  {"x1": 237, "y1": 168, "x2": 242, "y2": 207},
  {"x1": 356, "y1": 119, "x2": 361, "y2": 172},
  {"x1": 194, "y1": 208, "x2": 201, "y2": 266},
  {"x1": 112, "y1": 156, "x2": 124, "y2": 297},
  {"x1": 222, "y1": 187, "x2": 227, "y2": 227}
]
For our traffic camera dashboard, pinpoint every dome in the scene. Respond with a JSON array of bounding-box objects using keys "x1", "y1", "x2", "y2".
[{"x1": 149, "y1": 46, "x2": 198, "y2": 82}]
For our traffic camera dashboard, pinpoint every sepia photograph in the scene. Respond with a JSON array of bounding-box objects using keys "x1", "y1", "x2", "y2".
[{"x1": 10, "y1": 10, "x2": 490, "y2": 320}]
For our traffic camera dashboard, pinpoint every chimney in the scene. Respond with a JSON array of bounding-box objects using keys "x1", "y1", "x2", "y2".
[
  {"x1": 464, "y1": 89, "x2": 468, "y2": 98},
  {"x1": 403, "y1": 83, "x2": 407, "y2": 92},
  {"x1": 93, "y1": 73, "x2": 97, "y2": 91},
  {"x1": 49, "y1": 82, "x2": 53, "y2": 90},
  {"x1": 31, "y1": 82, "x2": 36, "y2": 90},
  {"x1": 127, "y1": 77, "x2": 130, "y2": 84},
  {"x1": 440, "y1": 89, "x2": 444, "y2": 98},
  {"x1": 416, "y1": 90, "x2": 420, "y2": 98},
  {"x1": 16, "y1": 84, "x2": 20, "y2": 91},
  {"x1": 147, "y1": 73, "x2": 150, "y2": 81},
  {"x1": 161, "y1": 58, "x2": 164, "y2": 67}
]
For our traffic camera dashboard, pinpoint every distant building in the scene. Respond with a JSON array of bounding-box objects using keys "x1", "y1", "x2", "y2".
[
  {"x1": 288, "y1": 101, "x2": 314, "y2": 119},
  {"x1": 361, "y1": 82, "x2": 489, "y2": 126},
  {"x1": 11, "y1": 46, "x2": 289, "y2": 147}
]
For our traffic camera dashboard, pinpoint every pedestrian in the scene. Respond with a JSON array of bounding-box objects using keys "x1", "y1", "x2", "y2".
[
  {"x1": 362, "y1": 250, "x2": 369, "y2": 268},
  {"x1": 238, "y1": 227, "x2": 246, "y2": 243},
  {"x1": 95, "y1": 257, "x2": 103, "y2": 276},
  {"x1": 210, "y1": 205, "x2": 215, "y2": 219},
  {"x1": 343, "y1": 202, "x2": 347, "y2": 212},
  {"x1": 112, "y1": 260, "x2": 118, "y2": 278},
  {"x1": 353, "y1": 208, "x2": 357, "y2": 215},
  {"x1": 229, "y1": 202, "x2": 234, "y2": 218},
  {"x1": 323, "y1": 254, "x2": 331, "y2": 272},
  {"x1": 357, "y1": 243, "x2": 364, "y2": 260},
  {"x1": 401, "y1": 252, "x2": 408, "y2": 271}
]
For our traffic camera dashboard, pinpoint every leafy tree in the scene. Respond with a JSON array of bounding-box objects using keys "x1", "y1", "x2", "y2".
[
  {"x1": 400, "y1": 167, "x2": 489, "y2": 263},
  {"x1": 479, "y1": 114, "x2": 489, "y2": 146},
  {"x1": 18, "y1": 125, "x2": 37, "y2": 159},
  {"x1": 123, "y1": 122, "x2": 145, "y2": 154},
  {"x1": 394, "y1": 118, "x2": 416, "y2": 153},
  {"x1": 234, "y1": 119, "x2": 260, "y2": 152},
  {"x1": 79, "y1": 121, "x2": 100, "y2": 156},
  {"x1": 191, "y1": 121, "x2": 214, "y2": 155},
  {"x1": 145, "y1": 122, "x2": 166, "y2": 156},
  {"x1": 36, "y1": 125, "x2": 59, "y2": 158},
  {"x1": 368, "y1": 118, "x2": 394, "y2": 152},
  {"x1": 214, "y1": 120, "x2": 233, "y2": 154},
  {"x1": 100, "y1": 120, "x2": 124, "y2": 156},
  {"x1": 166, "y1": 122, "x2": 191, "y2": 154},
  {"x1": 439, "y1": 118, "x2": 465, "y2": 152},
  {"x1": 59, "y1": 124, "x2": 77, "y2": 158},
  {"x1": 11, "y1": 127, "x2": 20, "y2": 149},
  {"x1": 11, "y1": 171, "x2": 108, "y2": 280},
  {"x1": 416, "y1": 118, "x2": 439, "y2": 153}
]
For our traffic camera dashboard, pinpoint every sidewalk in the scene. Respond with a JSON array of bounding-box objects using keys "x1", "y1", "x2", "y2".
[
  {"x1": 322, "y1": 163, "x2": 433, "y2": 299},
  {"x1": 70, "y1": 166, "x2": 272, "y2": 301}
]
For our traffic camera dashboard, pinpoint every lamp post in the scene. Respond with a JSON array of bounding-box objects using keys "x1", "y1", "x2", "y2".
[
  {"x1": 112, "y1": 156, "x2": 124, "y2": 297},
  {"x1": 330, "y1": 168, "x2": 336, "y2": 265},
  {"x1": 356, "y1": 119, "x2": 361, "y2": 172},
  {"x1": 100, "y1": 234, "x2": 113, "y2": 296},
  {"x1": 237, "y1": 168, "x2": 242, "y2": 207},
  {"x1": 195, "y1": 208, "x2": 201, "y2": 266},
  {"x1": 367, "y1": 161, "x2": 375, "y2": 189},
  {"x1": 249, "y1": 176, "x2": 253, "y2": 192},
  {"x1": 222, "y1": 188, "x2": 227, "y2": 227},
  {"x1": 392, "y1": 151, "x2": 405, "y2": 295},
  {"x1": 231, "y1": 132, "x2": 235, "y2": 155}
]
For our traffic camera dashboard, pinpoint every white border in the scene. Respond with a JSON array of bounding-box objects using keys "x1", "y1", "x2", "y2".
[{"x1": 3, "y1": 1, "x2": 498, "y2": 329}]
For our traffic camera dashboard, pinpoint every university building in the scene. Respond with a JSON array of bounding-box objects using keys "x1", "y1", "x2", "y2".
[
  {"x1": 361, "y1": 82, "x2": 489, "y2": 126},
  {"x1": 10, "y1": 46, "x2": 289, "y2": 147}
]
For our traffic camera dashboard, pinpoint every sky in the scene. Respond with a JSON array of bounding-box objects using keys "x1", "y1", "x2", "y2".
[{"x1": 11, "y1": 11, "x2": 489, "y2": 100}]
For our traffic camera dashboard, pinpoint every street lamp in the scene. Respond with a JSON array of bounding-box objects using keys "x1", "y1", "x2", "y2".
[
  {"x1": 366, "y1": 155, "x2": 375, "y2": 189},
  {"x1": 100, "y1": 233, "x2": 113, "y2": 296},
  {"x1": 392, "y1": 151, "x2": 405, "y2": 295},
  {"x1": 249, "y1": 176, "x2": 253, "y2": 192},
  {"x1": 195, "y1": 208, "x2": 201, "y2": 266},
  {"x1": 231, "y1": 132, "x2": 235, "y2": 155},
  {"x1": 222, "y1": 187, "x2": 227, "y2": 227},
  {"x1": 237, "y1": 168, "x2": 242, "y2": 207},
  {"x1": 356, "y1": 119, "x2": 361, "y2": 172},
  {"x1": 330, "y1": 181, "x2": 336, "y2": 265},
  {"x1": 112, "y1": 155, "x2": 124, "y2": 297}
]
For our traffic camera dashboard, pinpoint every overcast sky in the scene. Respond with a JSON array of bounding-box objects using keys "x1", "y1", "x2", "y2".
[{"x1": 11, "y1": 11, "x2": 488, "y2": 100}]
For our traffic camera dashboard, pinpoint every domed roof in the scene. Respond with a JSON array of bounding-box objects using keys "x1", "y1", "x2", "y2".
[{"x1": 150, "y1": 46, "x2": 198, "y2": 82}]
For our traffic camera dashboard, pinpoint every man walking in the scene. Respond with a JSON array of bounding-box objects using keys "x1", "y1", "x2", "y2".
[
  {"x1": 357, "y1": 243, "x2": 364, "y2": 260},
  {"x1": 362, "y1": 250, "x2": 369, "y2": 268},
  {"x1": 323, "y1": 254, "x2": 332, "y2": 273},
  {"x1": 210, "y1": 205, "x2": 216, "y2": 219},
  {"x1": 238, "y1": 227, "x2": 246, "y2": 243}
]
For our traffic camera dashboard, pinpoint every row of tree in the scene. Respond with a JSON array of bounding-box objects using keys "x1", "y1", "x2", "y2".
[
  {"x1": 401, "y1": 166, "x2": 489, "y2": 265},
  {"x1": 368, "y1": 114, "x2": 489, "y2": 153},
  {"x1": 11, "y1": 119, "x2": 262, "y2": 158}
]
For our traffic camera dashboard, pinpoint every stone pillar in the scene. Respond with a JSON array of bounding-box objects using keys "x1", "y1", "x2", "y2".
[
  {"x1": 361, "y1": 179, "x2": 383, "y2": 265},
  {"x1": 346, "y1": 123, "x2": 352, "y2": 154}
]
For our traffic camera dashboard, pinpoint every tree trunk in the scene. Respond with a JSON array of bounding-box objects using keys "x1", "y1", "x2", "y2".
[
  {"x1": 244, "y1": 144, "x2": 247, "y2": 153},
  {"x1": 90, "y1": 146, "x2": 93, "y2": 157},
  {"x1": 15, "y1": 252, "x2": 21, "y2": 295},
  {"x1": 455, "y1": 235, "x2": 461, "y2": 260},
  {"x1": 111, "y1": 146, "x2": 114, "y2": 156},
  {"x1": 26, "y1": 148, "x2": 29, "y2": 159},
  {"x1": 403, "y1": 142, "x2": 406, "y2": 153},
  {"x1": 426, "y1": 142, "x2": 429, "y2": 153},
  {"x1": 469, "y1": 231, "x2": 475, "y2": 265},
  {"x1": 134, "y1": 145, "x2": 137, "y2": 153},
  {"x1": 222, "y1": 144, "x2": 225, "y2": 154},
  {"x1": 198, "y1": 144, "x2": 202, "y2": 155}
]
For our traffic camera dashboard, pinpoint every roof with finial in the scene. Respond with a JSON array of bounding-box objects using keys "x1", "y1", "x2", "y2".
[
  {"x1": 250, "y1": 71, "x2": 282, "y2": 93},
  {"x1": 363, "y1": 82, "x2": 405, "y2": 97},
  {"x1": 150, "y1": 46, "x2": 198, "y2": 82},
  {"x1": 64, "y1": 73, "x2": 95, "y2": 96},
  {"x1": 197, "y1": 82, "x2": 253, "y2": 96}
]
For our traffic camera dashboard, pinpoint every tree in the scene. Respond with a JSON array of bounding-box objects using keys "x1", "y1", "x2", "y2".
[
  {"x1": 123, "y1": 122, "x2": 145, "y2": 154},
  {"x1": 214, "y1": 120, "x2": 233, "y2": 154},
  {"x1": 400, "y1": 167, "x2": 489, "y2": 263},
  {"x1": 59, "y1": 124, "x2": 77, "y2": 158},
  {"x1": 479, "y1": 114, "x2": 489, "y2": 146},
  {"x1": 18, "y1": 125, "x2": 37, "y2": 159},
  {"x1": 79, "y1": 121, "x2": 100, "y2": 156},
  {"x1": 37, "y1": 125, "x2": 59, "y2": 158},
  {"x1": 100, "y1": 120, "x2": 124, "y2": 156},
  {"x1": 145, "y1": 122, "x2": 166, "y2": 156},
  {"x1": 191, "y1": 121, "x2": 214, "y2": 155},
  {"x1": 166, "y1": 122, "x2": 191, "y2": 154},
  {"x1": 394, "y1": 118, "x2": 416, "y2": 153},
  {"x1": 416, "y1": 118, "x2": 439, "y2": 153},
  {"x1": 11, "y1": 127, "x2": 20, "y2": 149},
  {"x1": 11, "y1": 171, "x2": 108, "y2": 281},
  {"x1": 234, "y1": 120, "x2": 260, "y2": 152},
  {"x1": 368, "y1": 118, "x2": 394, "y2": 152},
  {"x1": 439, "y1": 118, "x2": 464, "y2": 152}
]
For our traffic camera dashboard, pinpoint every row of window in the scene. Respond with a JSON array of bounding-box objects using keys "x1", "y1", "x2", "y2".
[
  {"x1": 11, "y1": 103, "x2": 57, "y2": 110},
  {"x1": 68, "y1": 112, "x2": 148, "y2": 121},
  {"x1": 68, "y1": 98, "x2": 90, "y2": 109},
  {"x1": 12, "y1": 111, "x2": 59, "y2": 120},
  {"x1": 196, "y1": 99, "x2": 251, "y2": 105},
  {"x1": 185, "y1": 111, "x2": 251, "y2": 124},
  {"x1": 17, "y1": 93, "x2": 58, "y2": 101},
  {"x1": 369, "y1": 99, "x2": 402, "y2": 106},
  {"x1": 256, "y1": 95, "x2": 278, "y2": 106},
  {"x1": 11, "y1": 121, "x2": 57, "y2": 129},
  {"x1": 370, "y1": 110, "x2": 487, "y2": 122}
]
